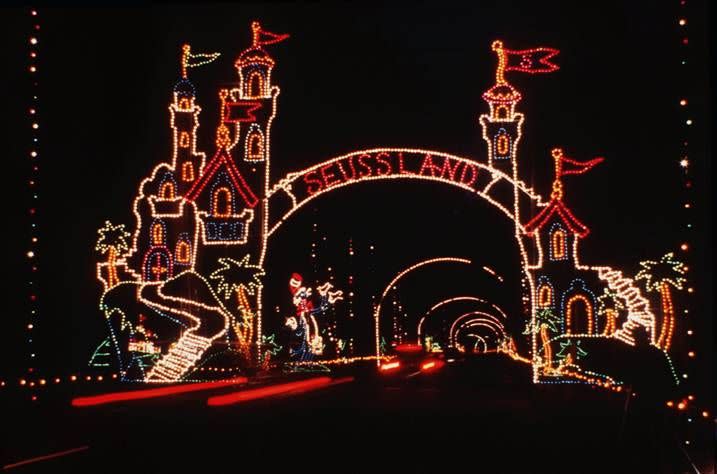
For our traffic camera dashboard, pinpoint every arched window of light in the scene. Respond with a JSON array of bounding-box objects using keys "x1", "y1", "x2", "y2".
[
  {"x1": 538, "y1": 284, "x2": 553, "y2": 308},
  {"x1": 213, "y1": 187, "x2": 232, "y2": 217},
  {"x1": 565, "y1": 294, "x2": 593, "y2": 335},
  {"x1": 175, "y1": 240, "x2": 191, "y2": 264},
  {"x1": 247, "y1": 130, "x2": 264, "y2": 161},
  {"x1": 181, "y1": 162, "x2": 195, "y2": 182},
  {"x1": 551, "y1": 228, "x2": 567, "y2": 260},
  {"x1": 248, "y1": 71, "x2": 263, "y2": 98},
  {"x1": 159, "y1": 182, "x2": 175, "y2": 200},
  {"x1": 179, "y1": 131, "x2": 190, "y2": 148},
  {"x1": 151, "y1": 223, "x2": 164, "y2": 246}
]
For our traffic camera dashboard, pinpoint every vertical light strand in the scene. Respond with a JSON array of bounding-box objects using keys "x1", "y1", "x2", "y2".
[
  {"x1": 27, "y1": 7, "x2": 41, "y2": 403},
  {"x1": 677, "y1": 0, "x2": 692, "y2": 365},
  {"x1": 370, "y1": 242, "x2": 379, "y2": 365},
  {"x1": 675, "y1": 0, "x2": 689, "y2": 372},
  {"x1": 347, "y1": 237, "x2": 354, "y2": 356},
  {"x1": 326, "y1": 238, "x2": 335, "y2": 358},
  {"x1": 677, "y1": 0, "x2": 695, "y2": 449}
]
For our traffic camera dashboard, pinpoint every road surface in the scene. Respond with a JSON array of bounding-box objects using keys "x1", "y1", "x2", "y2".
[{"x1": 3, "y1": 354, "x2": 708, "y2": 473}]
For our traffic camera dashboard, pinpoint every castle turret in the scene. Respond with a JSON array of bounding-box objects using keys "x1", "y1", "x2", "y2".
[
  {"x1": 236, "y1": 22, "x2": 276, "y2": 100},
  {"x1": 525, "y1": 148, "x2": 593, "y2": 269},
  {"x1": 479, "y1": 41, "x2": 525, "y2": 175},
  {"x1": 525, "y1": 148, "x2": 604, "y2": 339},
  {"x1": 218, "y1": 21, "x2": 288, "y2": 266},
  {"x1": 183, "y1": 22, "x2": 288, "y2": 270},
  {"x1": 227, "y1": 21, "x2": 285, "y2": 202},
  {"x1": 169, "y1": 45, "x2": 208, "y2": 196}
]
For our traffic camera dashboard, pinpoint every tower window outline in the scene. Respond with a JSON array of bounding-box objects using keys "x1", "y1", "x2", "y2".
[
  {"x1": 248, "y1": 71, "x2": 264, "y2": 98},
  {"x1": 538, "y1": 284, "x2": 554, "y2": 308},
  {"x1": 179, "y1": 131, "x2": 191, "y2": 148},
  {"x1": 159, "y1": 181, "x2": 175, "y2": 200},
  {"x1": 175, "y1": 239, "x2": 191, "y2": 264},
  {"x1": 493, "y1": 128, "x2": 511, "y2": 159},
  {"x1": 151, "y1": 222, "x2": 165, "y2": 246},
  {"x1": 212, "y1": 186, "x2": 233, "y2": 217},
  {"x1": 181, "y1": 162, "x2": 195, "y2": 182},
  {"x1": 497, "y1": 134, "x2": 510, "y2": 155},
  {"x1": 550, "y1": 224, "x2": 568, "y2": 261},
  {"x1": 245, "y1": 125, "x2": 265, "y2": 161}
]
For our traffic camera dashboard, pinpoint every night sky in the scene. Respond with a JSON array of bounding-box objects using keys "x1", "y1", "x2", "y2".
[{"x1": 3, "y1": 2, "x2": 711, "y2": 379}]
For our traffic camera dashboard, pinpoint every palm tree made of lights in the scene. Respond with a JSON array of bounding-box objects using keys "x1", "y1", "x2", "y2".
[
  {"x1": 523, "y1": 307, "x2": 560, "y2": 371},
  {"x1": 210, "y1": 255, "x2": 265, "y2": 357},
  {"x1": 597, "y1": 288, "x2": 625, "y2": 336},
  {"x1": 635, "y1": 252, "x2": 687, "y2": 351},
  {"x1": 95, "y1": 220, "x2": 131, "y2": 288}
]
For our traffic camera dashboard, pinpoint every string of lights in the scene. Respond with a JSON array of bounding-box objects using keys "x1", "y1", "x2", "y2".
[
  {"x1": 346, "y1": 237, "x2": 355, "y2": 356},
  {"x1": 7, "y1": 373, "x2": 120, "y2": 390},
  {"x1": 676, "y1": 0, "x2": 693, "y2": 384},
  {"x1": 667, "y1": 0, "x2": 712, "y2": 454},
  {"x1": 25, "y1": 7, "x2": 42, "y2": 402}
]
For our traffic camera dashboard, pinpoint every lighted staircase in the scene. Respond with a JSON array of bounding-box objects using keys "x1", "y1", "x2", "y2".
[
  {"x1": 595, "y1": 267, "x2": 655, "y2": 346},
  {"x1": 145, "y1": 332, "x2": 213, "y2": 382}
]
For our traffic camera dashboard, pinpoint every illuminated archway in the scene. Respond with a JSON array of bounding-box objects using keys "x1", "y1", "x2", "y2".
[
  {"x1": 449, "y1": 312, "x2": 505, "y2": 343},
  {"x1": 370, "y1": 257, "x2": 472, "y2": 365},
  {"x1": 264, "y1": 149, "x2": 545, "y2": 368},
  {"x1": 565, "y1": 294, "x2": 594, "y2": 335},
  {"x1": 267, "y1": 148, "x2": 547, "y2": 238},
  {"x1": 465, "y1": 334, "x2": 488, "y2": 353},
  {"x1": 90, "y1": 33, "x2": 669, "y2": 388},
  {"x1": 417, "y1": 294, "x2": 508, "y2": 344},
  {"x1": 453, "y1": 320, "x2": 506, "y2": 352},
  {"x1": 449, "y1": 312, "x2": 506, "y2": 347},
  {"x1": 456, "y1": 323, "x2": 501, "y2": 343}
]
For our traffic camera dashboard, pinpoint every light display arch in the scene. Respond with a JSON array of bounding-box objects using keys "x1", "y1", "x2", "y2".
[
  {"x1": 266, "y1": 148, "x2": 547, "y2": 237},
  {"x1": 92, "y1": 23, "x2": 676, "y2": 389}
]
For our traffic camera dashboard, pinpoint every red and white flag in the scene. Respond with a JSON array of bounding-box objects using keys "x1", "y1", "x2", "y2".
[
  {"x1": 552, "y1": 148, "x2": 604, "y2": 176},
  {"x1": 252, "y1": 21, "x2": 290, "y2": 47},
  {"x1": 504, "y1": 46, "x2": 560, "y2": 74},
  {"x1": 560, "y1": 155, "x2": 604, "y2": 176}
]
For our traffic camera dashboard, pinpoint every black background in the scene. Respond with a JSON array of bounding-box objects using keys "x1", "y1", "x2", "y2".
[{"x1": 1, "y1": 1, "x2": 711, "y2": 395}]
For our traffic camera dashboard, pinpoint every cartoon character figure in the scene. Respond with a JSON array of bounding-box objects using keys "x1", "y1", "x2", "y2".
[{"x1": 285, "y1": 273, "x2": 343, "y2": 361}]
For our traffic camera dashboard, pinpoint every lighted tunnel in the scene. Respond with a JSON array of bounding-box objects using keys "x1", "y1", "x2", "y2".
[
  {"x1": 450, "y1": 312, "x2": 507, "y2": 351},
  {"x1": 263, "y1": 177, "x2": 527, "y2": 361}
]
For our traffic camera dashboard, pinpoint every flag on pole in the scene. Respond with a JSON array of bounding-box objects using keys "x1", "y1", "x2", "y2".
[
  {"x1": 503, "y1": 46, "x2": 560, "y2": 74},
  {"x1": 181, "y1": 44, "x2": 221, "y2": 78},
  {"x1": 559, "y1": 155, "x2": 604, "y2": 176},
  {"x1": 491, "y1": 40, "x2": 559, "y2": 85},
  {"x1": 549, "y1": 148, "x2": 603, "y2": 201},
  {"x1": 251, "y1": 21, "x2": 290, "y2": 47}
]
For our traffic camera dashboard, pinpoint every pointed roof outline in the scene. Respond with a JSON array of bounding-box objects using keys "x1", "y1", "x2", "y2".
[
  {"x1": 524, "y1": 198, "x2": 589, "y2": 238},
  {"x1": 185, "y1": 147, "x2": 258, "y2": 208}
]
